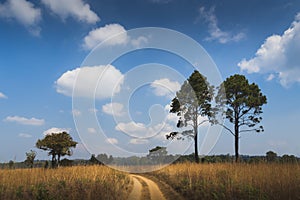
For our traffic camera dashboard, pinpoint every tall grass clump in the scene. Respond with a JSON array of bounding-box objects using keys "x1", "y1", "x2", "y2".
[
  {"x1": 0, "y1": 165, "x2": 131, "y2": 200},
  {"x1": 150, "y1": 163, "x2": 300, "y2": 200}
]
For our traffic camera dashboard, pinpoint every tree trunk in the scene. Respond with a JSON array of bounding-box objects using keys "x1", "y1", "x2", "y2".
[
  {"x1": 194, "y1": 108, "x2": 199, "y2": 164},
  {"x1": 234, "y1": 119, "x2": 239, "y2": 162},
  {"x1": 235, "y1": 133, "x2": 239, "y2": 162},
  {"x1": 58, "y1": 154, "x2": 61, "y2": 167},
  {"x1": 194, "y1": 128, "x2": 199, "y2": 163},
  {"x1": 51, "y1": 154, "x2": 56, "y2": 168}
]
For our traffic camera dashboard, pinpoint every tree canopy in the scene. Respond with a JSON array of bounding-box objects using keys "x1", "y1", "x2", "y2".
[
  {"x1": 216, "y1": 74, "x2": 267, "y2": 162},
  {"x1": 24, "y1": 150, "x2": 36, "y2": 168},
  {"x1": 36, "y1": 132, "x2": 77, "y2": 168},
  {"x1": 166, "y1": 70, "x2": 214, "y2": 163}
]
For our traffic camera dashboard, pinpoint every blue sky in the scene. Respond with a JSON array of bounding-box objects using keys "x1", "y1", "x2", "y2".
[{"x1": 0, "y1": 0, "x2": 300, "y2": 162}]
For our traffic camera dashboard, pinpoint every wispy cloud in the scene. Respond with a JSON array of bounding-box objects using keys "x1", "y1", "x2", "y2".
[
  {"x1": 18, "y1": 133, "x2": 32, "y2": 138},
  {"x1": 198, "y1": 6, "x2": 245, "y2": 44},
  {"x1": 102, "y1": 102, "x2": 125, "y2": 117},
  {"x1": 4, "y1": 116, "x2": 45, "y2": 126},
  {"x1": 148, "y1": 0, "x2": 172, "y2": 4},
  {"x1": 87, "y1": 127, "x2": 96, "y2": 134},
  {"x1": 0, "y1": 0, "x2": 41, "y2": 36},
  {"x1": 150, "y1": 78, "x2": 180, "y2": 98},
  {"x1": 106, "y1": 138, "x2": 118, "y2": 145},
  {"x1": 72, "y1": 109, "x2": 81, "y2": 117},
  {"x1": 129, "y1": 138, "x2": 148, "y2": 144},
  {"x1": 41, "y1": 0, "x2": 99, "y2": 24},
  {"x1": 0, "y1": 92, "x2": 7, "y2": 99}
]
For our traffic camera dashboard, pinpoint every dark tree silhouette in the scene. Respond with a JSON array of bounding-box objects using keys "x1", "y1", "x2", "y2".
[
  {"x1": 147, "y1": 146, "x2": 168, "y2": 164},
  {"x1": 216, "y1": 74, "x2": 267, "y2": 162},
  {"x1": 25, "y1": 150, "x2": 36, "y2": 168},
  {"x1": 166, "y1": 70, "x2": 214, "y2": 163},
  {"x1": 36, "y1": 132, "x2": 77, "y2": 168},
  {"x1": 266, "y1": 151, "x2": 277, "y2": 162}
]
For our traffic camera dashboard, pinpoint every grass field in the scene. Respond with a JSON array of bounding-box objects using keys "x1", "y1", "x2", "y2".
[
  {"x1": 1, "y1": 163, "x2": 299, "y2": 200},
  {"x1": 0, "y1": 165, "x2": 131, "y2": 200},
  {"x1": 149, "y1": 163, "x2": 300, "y2": 200}
]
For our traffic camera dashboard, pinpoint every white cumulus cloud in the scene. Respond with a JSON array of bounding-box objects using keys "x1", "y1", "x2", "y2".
[
  {"x1": 238, "y1": 13, "x2": 300, "y2": 87},
  {"x1": 41, "y1": 0, "x2": 99, "y2": 24},
  {"x1": 115, "y1": 121, "x2": 174, "y2": 141},
  {"x1": 4, "y1": 116, "x2": 45, "y2": 126},
  {"x1": 102, "y1": 102, "x2": 125, "y2": 117},
  {"x1": 106, "y1": 137, "x2": 118, "y2": 145},
  {"x1": 116, "y1": 121, "x2": 147, "y2": 134},
  {"x1": 0, "y1": 0, "x2": 41, "y2": 35},
  {"x1": 83, "y1": 24, "x2": 129, "y2": 50},
  {"x1": 82, "y1": 23, "x2": 149, "y2": 50},
  {"x1": 151, "y1": 78, "x2": 181, "y2": 98},
  {"x1": 55, "y1": 65, "x2": 124, "y2": 99},
  {"x1": 0, "y1": 92, "x2": 7, "y2": 99},
  {"x1": 198, "y1": 6, "x2": 245, "y2": 44},
  {"x1": 43, "y1": 127, "x2": 71, "y2": 135}
]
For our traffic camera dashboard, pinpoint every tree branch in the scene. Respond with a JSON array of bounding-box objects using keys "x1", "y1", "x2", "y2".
[
  {"x1": 217, "y1": 123, "x2": 235, "y2": 136},
  {"x1": 240, "y1": 129, "x2": 259, "y2": 133},
  {"x1": 198, "y1": 119, "x2": 209, "y2": 126}
]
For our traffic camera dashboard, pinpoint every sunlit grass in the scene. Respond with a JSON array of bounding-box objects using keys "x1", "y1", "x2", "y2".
[
  {"x1": 0, "y1": 165, "x2": 131, "y2": 200},
  {"x1": 149, "y1": 163, "x2": 300, "y2": 200}
]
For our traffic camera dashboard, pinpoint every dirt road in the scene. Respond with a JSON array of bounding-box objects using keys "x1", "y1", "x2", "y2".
[{"x1": 128, "y1": 174, "x2": 166, "y2": 200}]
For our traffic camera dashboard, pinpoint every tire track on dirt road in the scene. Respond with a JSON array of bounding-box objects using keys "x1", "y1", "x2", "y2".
[{"x1": 128, "y1": 174, "x2": 166, "y2": 200}]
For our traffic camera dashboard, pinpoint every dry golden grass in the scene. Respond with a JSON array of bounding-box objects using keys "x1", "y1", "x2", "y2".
[
  {"x1": 0, "y1": 165, "x2": 131, "y2": 200},
  {"x1": 149, "y1": 163, "x2": 300, "y2": 200}
]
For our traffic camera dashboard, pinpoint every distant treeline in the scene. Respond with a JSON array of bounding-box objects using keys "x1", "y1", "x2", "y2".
[{"x1": 1, "y1": 151, "x2": 298, "y2": 169}]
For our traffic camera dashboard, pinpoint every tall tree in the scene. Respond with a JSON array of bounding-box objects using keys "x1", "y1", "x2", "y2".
[
  {"x1": 148, "y1": 146, "x2": 168, "y2": 164},
  {"x1": 166, "y1": 70, "x2": 214, "y2": 163},
  {"x1": 25, "y1": 150, "x2": 36, "y2": 168},
  {"x1": 216, "y1": 74, "x2": 267, "y2": 162},
  {"x1": 266, "y1": 151, "x2": 277, "y2": 162},
  {"x1": 36, "y1": 132, "x2": 77, "y2": 168},
  {"x1": 8, "y1": 160, "x2": 14, "y2": 169}
]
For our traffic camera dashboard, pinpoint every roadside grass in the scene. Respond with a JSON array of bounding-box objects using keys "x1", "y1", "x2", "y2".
[
  {"x1": 0, "y1": 165, "x2": 131, "y2": 200},
  {"x1": 149, "y1": 163, "x2": 300, "y2": 200}
]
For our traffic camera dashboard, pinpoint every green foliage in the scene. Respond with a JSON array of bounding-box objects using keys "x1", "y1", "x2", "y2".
[
  {"x1": 25, "y1": 150, "x2": 36, "y2": 168},
  {"x1": 281, "y1": 154, "x2": 297, "y2": 163},
  {"x1": 148, "y1": 146, "x2": 167, "y2": 156},
  {"x1": 89, "y1": 153, "x2": 114, "y2": 165},
  {"x1": 96, "y1": 153, "x2": 113, "y2": 165},
  {"x1": 147, "y1": 146, "x2": 168, "y2": 164},
  {"x1": 89, "y1": 154, "x2": 101, "y2": 165},
  {"x1": 60, "y1": 158, "x2": 73, "y2": 167},
  {"x1": 216, "y1": 74, "x2": 267, "y2": 162},
  {"x1": 8, "y1": 160, "x2": 14, "y2": 169},
  {"x1": 166, "y1": 70, "x2": 214, "y2": 163},
  {"x1": 36, "y1": 132, "x2": 77, "y2": 168},
  {"x1": 266, "y1": 151, "x2": 277, "y2": 162},
  {"x1": 44, "y1": 161, "x2": 49, "y2": 169}
]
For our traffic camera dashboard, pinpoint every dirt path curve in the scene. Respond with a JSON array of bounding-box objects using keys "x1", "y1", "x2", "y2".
[{"x1": 128, "y1": 174, "x2": 166, "y2": 200}]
